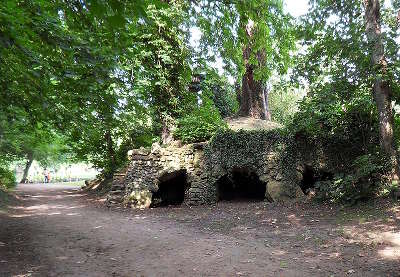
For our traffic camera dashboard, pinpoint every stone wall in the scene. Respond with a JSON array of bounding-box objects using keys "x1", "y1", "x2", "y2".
[
  {"x1": 107, "y1": 141, "x2": 209, "y2": 208},
  {"x1": 204, "y1": 130, "x2": 304, "y2": 203},
  {"x1": 107, "y1": 130, "x2": 305, "y2": 208}
]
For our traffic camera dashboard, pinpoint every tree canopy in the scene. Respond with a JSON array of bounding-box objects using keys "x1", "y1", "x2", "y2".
[{"x1": 1, "y1": 0, "x2": 400, "y2": 200}]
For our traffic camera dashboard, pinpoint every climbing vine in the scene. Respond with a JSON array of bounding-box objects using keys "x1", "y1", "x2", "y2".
[{"x1": 205, "y1": 129, "x2": 284, "y2": 171}]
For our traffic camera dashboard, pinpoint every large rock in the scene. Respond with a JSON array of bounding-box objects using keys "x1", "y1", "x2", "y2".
[
  {"x1": 266, "y1": 180, "x2": 287, "y2": 201},
  {"x1": 127, "y1": 189, "x2": 152, "y2": 209}
]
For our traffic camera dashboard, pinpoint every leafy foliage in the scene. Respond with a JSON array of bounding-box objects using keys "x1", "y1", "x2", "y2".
[
  {"x1": 279, "y1": 0, "x2": 400, "y2": 201},
  {"x1": 126, "y1": 2, "x2": 194, "y2": 125},
  {"x1": 174, "y1": 98, "x2": 227, "y2": 143},
  {"x1": 282, "y1": 82, "x2": 387, "y2": 202},
  {"x1": 1, "y1": 0, "x2": 192, "y2": 176},
  {"x1": 191, "y1": 0, "x2": 295, "y2": 81},
  {"x1": 200, "y1": 68, "x2": 239, "y2": 118},
  {"x1": 0, "y1": 167, "x2": 16, "y2": 189},
  {"x1": 314, "y1": 154, "x2": 388, "y2": 203},
  {"x1": 268, "y1": 79, "x2": 304, "y2": 124}
]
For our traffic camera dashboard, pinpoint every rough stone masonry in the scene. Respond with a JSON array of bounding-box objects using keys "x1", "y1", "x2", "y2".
[{"x1": 106, "y1": 137, "x2": 305, "y2": 208}]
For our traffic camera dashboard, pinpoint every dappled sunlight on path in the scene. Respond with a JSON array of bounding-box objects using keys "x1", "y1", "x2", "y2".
[
  {"x1": 378, "y1": 232, "x2": 400, "y2": 259},
  {"x1": 0, "y1": 183, "x2": 399, "y2": 276},
  {"x1": 6, "y1": 184, "x2": 86, "y2": 218}
]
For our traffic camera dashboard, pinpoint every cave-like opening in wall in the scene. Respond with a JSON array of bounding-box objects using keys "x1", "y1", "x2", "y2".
[
  {"x1": 217, "y1": 168, "x2": 266, "y2": 201},
  {"x1": 151, "y1": 169, "x2": 189, "y2": 207},
  {"x1": 300, "y1": 165, "x2": 333, "y2": 194},
  {"x1": 300, "y1": 165, "x2": 316, "y2": 194}
]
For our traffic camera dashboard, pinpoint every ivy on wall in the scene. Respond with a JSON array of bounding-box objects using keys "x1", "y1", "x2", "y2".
[
  {"x1": 204, "y1": 126, "x2": 391, "y2": 202},
  {"x1": 204, "y1": 129, "x2": 283, "y2": 172}
]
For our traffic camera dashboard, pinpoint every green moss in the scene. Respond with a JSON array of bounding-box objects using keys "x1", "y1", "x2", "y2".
[{"x1": 205, "y1": 128, "x2": 284, "y2": 171}]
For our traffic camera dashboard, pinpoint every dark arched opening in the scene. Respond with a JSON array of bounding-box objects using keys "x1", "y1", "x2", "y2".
[
  {"x1": 151, "y1": 170, "x2": 188, "y2": 207},
  {"x1": 300, "y1": 165, "x2": 316, "y2": 194},
  {"x1": 300, "y1": 165, "x2": 333, "y2": 194},
  {"x1": 217, "y1": 168, "x2": 266, "y2": 201}
]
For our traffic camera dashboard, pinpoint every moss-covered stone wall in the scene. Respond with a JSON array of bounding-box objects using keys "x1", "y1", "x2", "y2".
[
  {"x1": 204, "y1": 129, "x2": 304, "y2": 201},
  {"x1": 106, "y1": 129, "x2": 309, "y2": 208}
]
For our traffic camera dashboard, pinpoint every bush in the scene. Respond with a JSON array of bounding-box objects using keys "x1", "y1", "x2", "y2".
[
  {"x1": 283, "y1": 82, "x2": 391, "y2": 203},
  {"x1": 193, "y1": 67, "x2": 239, "y2": 118},
  {"x1": 209, "y1": 82, "x2": 238, "y2": 118},
  {"x1": 314, "y1": 154, "x2": 388, "y2": 203},
  {"x1": 0, "y1": 167, "x2": 16, "y2": 189},
  {"x1": 269, "y1": 81, "x2": 304, "y2": 125},
  {"x1": 174, "y1": 98, "x2": 227, "y2": 143}
]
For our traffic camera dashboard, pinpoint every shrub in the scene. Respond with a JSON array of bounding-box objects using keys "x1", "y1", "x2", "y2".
[
  {"x1": 0, "y1": 167, "x2": 16, "y2": 189},
  {"x1": 283, "y1": 82, "x2": 391, "y2": 203},
  {"x1": 209, "y1": 82, "x2": 238, "y2": 118},
  {"x1": 194, "y1": 67, "x2": 239, "y2": 118},
  {"x1": 269, "y1": 81, "x2": 304, "y2": 125},
  {"x1": 174, "y1": 98, "x2": 227, "y2": 143},
  {"x1": 314, "y1": 153, "x2": 388, "y2": 203}
]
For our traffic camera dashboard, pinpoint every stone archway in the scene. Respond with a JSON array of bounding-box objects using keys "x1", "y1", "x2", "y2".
[
  {"x1": 151, "y1": 169, "x2": 189, "y2": 207},
  {"x1": 299, "y1": 165, "x2": 334, "y2": 195},
  {"x1": 216, "y1": 168, "x2": 267, "y2": 201}
]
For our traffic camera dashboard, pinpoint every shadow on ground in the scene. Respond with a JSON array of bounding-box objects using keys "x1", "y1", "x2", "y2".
[{"x1": 0, "y1": 183, "x2": 399, "y2": 276}]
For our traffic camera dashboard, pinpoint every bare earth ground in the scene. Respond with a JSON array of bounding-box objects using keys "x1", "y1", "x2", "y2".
[{"x1": 0, "y1": 183, "x2": 399, "y2": 277}]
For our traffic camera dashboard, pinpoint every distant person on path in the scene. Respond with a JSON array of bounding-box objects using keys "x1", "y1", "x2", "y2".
[
  {"x1": 47, "y1": 171, "x2": 51, "y2": 183},
  {"x1": 44, "y1": 169, "x2": 49, "y2": 183}
]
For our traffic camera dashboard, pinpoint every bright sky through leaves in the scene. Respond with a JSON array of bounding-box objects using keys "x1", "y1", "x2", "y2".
[
  {"x1": 284, "y1": 0, "x2": 309, "y2": 17},
  {"x1": 190, "y1": 0, "x2": 310, "y2": 80}
]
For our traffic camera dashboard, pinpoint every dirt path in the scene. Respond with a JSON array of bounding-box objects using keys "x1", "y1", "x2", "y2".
[{"x1": 0, "y1": 183, "x2": 399, "y2": 276}]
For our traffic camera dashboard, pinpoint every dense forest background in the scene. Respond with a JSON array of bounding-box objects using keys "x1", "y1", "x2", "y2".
[{"x1": 1, "y1": 0, "x2": 400, "y2": 202}]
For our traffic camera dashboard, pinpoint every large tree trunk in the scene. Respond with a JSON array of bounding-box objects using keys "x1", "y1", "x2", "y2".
[
  {"x1": 238, "y1": 21, "x2": 269, "y2": 120},
  {"x1": 263, "y1": 86, "x2": 272, "y2": 121},
  {"x1": 104, "y1": 130, "x2": 116, "y2": 177},
  {"x1": 364, "y1": 0, "x2": 399, "y2": 180},
  {"x1": 160, "y1": 115, "x2": 174, "y2": 145},
  {"x1": 20, "y1": 152, "x2": 33, "y2": 183},
  {"x1": 239, "y1": 46, "x2": 270, "y2": 119},
  {"x1": 239, "y1": 53, "x2": 266, "y2": 119}
]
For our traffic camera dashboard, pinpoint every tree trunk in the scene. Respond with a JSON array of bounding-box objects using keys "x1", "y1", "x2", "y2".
[
  {"x1": 239, "y1": 46, "x2": 267, "y2": 119},
  {"x1": 364, "y1": 0, "x2": 399, "y2": 180},
  {"x1": 161, "y1": 115, "x2": 174, "y2": 145},
  {"x1": 397, "y1": 10, "x2": 400, "y2": 25},
  {"x1": 238, "y1": 20, "x2": 267, "y2": 120},
  {"x1": 104, "y1": 130, "x2": 116, "y2": 177},
  {"x1": 263, "y1": 86, "x2": 272, "y2": 121},
  {"x1": 20, "y1": 152, "x2": 33, "y2": 183}
]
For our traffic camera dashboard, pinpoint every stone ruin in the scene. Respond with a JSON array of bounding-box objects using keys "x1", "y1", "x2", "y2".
[
  {"x1": 106, "y1": 133, "x2": 305, "y2": 209},
  {"x1": 107, "y1": 142, "x2": 208, "y2": 208}
]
